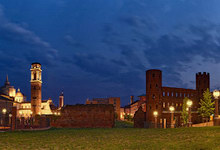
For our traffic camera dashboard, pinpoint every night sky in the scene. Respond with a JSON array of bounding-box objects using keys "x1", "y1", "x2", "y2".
[{"x1": 1, "y1": 0, "x2": 220, "y2": 106}]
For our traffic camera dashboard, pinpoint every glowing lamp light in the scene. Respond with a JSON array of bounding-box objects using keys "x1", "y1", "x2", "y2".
[
  {"x1": 169, "y1": 106, "x2": 175, "y2": 112},
  {"x1": 153, "y1": 111, "x2": 158, "y2": 117},
  {"x1": 9, "y1": 114, "x2": 12, "y2": 118},
  {"x1": 2, "y1": 108, "x2": 7, "y2": 114},
  {"x1": 187, "y1": 100, "x2": 193, "y2": 107},
  {"x1": 19, "y1": 111, "x2": 22, "y2": 115},
  {"x1": 30, "y1": 111, "x2": 33, "y2": 115},
  {"x1": 213, "y1": 90, "x2": 220, "y2": 99}
]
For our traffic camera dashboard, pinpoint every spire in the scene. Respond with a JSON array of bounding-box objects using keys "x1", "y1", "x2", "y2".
[
  {"x1": 5, "y1": 75, "x2": 10, "y2": 86},
  {"x1": 60, "y1": 91, "x2": 64, "y2": 96}
]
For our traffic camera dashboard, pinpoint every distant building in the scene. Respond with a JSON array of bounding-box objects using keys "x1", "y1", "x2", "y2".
[
  {"x1": 0, "y1": 63, "x2": 64, "y2": 120},
  {"x1": 120, "y1": 95, "x2": 146, "y2": 120},
  {"x1": 86, "y1": 97, "x2": 120, "y2": 120}
]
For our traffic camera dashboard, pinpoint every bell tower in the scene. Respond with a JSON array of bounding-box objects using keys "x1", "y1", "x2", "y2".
[
  {"x1": 30, "y1": 62, "x2": 42, "y2": 116},
  {"x1": 59, "y1": 92, "x2": 64, "y2": 108}
]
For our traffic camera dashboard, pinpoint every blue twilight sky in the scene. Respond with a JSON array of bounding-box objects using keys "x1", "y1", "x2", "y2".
[{"x1": 1, "y1": 0, "x2": 220, "y2": 106}]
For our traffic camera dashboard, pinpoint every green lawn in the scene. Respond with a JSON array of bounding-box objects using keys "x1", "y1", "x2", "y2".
[{"x1": 0, "y1": 124, "x2": 219, "y2": 150}]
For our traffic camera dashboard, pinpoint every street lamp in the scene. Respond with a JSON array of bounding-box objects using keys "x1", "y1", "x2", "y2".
[
  {"x1": 153, "y1": 111, "x2": 158, "y2": 128},
  {"x1": 169, "y1": 106, "x2": 175, "y2": 128},
  {"x1": 9, "y1": 114, "x2": 12, "y2": 129},
  {"x1": 187, "y1": 99, "x2": 193, "y2": 127},
  {"x1": 213, "y1": 90, "x2": 220, "y2": 119},
  {"x1": 2, "y1": 108, "x2": 7, "y2": 130}
]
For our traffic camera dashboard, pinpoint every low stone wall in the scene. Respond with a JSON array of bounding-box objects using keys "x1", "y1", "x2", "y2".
[
  {"x1": 192, "y1": 121, "x2": 213, "y2": 127},
  {"x1": 51, "y1": 104, "x2": 115, "y2": 128}
]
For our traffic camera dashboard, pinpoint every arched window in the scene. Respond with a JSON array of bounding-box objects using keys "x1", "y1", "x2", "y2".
[{"x1": 34, "y1": 72, "x2": 36, "y2": 80}]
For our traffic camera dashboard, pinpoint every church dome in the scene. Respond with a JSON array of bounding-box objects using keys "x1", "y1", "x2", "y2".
[{"x1": 16, "y1": 89, "x2": 23, "y2": 97}]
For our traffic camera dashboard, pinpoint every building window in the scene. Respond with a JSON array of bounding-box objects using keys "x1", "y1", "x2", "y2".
[
  {"x1": 167, "y1": 92, "x2": 169, "y2": 96},
  {"x1": 156, "y1": 84, "x2": 158, "y2": 88},
  {"x1": 34, "y1": 72, "x2": 36, "y2": 80},
  {"x1": 171, "y1": 92, "x2": 173, "y2": 97},
  {"x1": 180, "y1": 93, "x2": 182, "y2": 97},
  {"x1": 152, "y1": 94, "x2": 155, "y2": 99},
  {"x1": 163, "y1": 92, "x2": 165, "y2": 96},
  {"x1": 156, "y1": 105, "x2": 158, "y2": 109},
  {"x1": 152, "y1": 73, "x2": 155, "y2": 77},
  {"x1": 163, "y1": 102, "x2": 165, "y2": 108},
  {"x1": 150, "y1": 84, "x2": 152, "y2": 89},
  {"x1": 168, "y1": 102, "x2": 170, "y2": 107},
  {"x1": 176, "y1": 93, "x2": 178, "y2": 97},
  {"x1": 114, "y1": 99, "x2": 117, "y2": 105}
]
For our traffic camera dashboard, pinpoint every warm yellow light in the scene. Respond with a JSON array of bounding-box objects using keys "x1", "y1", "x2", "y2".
[
  {"x1": 2, "y1": 108, "x2": 7, "y2": 114},
  {"x1": 169, "y1": 106, "x2": 175, "y2": 112},
  {"x1": 9, "y1": 114, "x2": 12, "y2": 117},
  {"x1": 19, "y1": 111, "x2": 22, "y2": 115},
  {"x1": 187, "y1": 100, "x2": 193, "y2": 107},
  {"x1": 30, "y1": 111, "x2": 33, "y2": 115},
  {"x1": 58, "y1": 112, "x2": 61, "y2": 115},
  {"x1": 153, "y1": 111, "x2": 158, "y2": 117},
  {"x1": 186, "y1": 108, "x2": 189, "y2": 111},
  {"x1": 213, "y1": 90, "x2": 220, "y2": 99}
]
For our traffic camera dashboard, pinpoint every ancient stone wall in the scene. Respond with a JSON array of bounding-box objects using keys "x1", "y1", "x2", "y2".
[{"x1": 51, "y1": 104, "x2": 115, "y2": 128}]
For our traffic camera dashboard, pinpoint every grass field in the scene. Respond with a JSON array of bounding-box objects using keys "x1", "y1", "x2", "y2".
[{"x1": 0, "y1": 123, "x2": 219, "y2": 150}]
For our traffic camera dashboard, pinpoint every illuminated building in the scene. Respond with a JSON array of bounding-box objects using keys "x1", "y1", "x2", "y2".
[
  {"x1": 132, "y1": 69, "x2": 210, "y2": 127},
  {"x1": 0, "y1": 63, "x2": 64, "y2": 119}
]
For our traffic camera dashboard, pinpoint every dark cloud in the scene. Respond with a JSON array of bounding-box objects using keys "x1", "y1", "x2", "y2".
[
  {"x1": 64, "y1": 35, "x2": 84, "y2": 48},
  {"x1": 0, "y1": 5, "x2": 58, "y2": 68},
  {"x1": 119, "y1": 15, "x2": 157, "y2": 31},
  {"x1": 111, "y1": 59, "x2": 127, "y2": 67}
]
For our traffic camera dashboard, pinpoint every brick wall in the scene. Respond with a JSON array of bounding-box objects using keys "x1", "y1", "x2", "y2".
[{"x1": 51, "y1": 104, "x2": 115, "y2": 128}]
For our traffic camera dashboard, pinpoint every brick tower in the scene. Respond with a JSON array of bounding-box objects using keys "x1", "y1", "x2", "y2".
[
  {"x1": 30, "y1": 63, "x2": 42, "y2": 116},
  {"x1": 59, "y1": 92, "x2": 64, "y2": 108},
  {"x1": 196, "y1": 72, "x2": 210, "y2": 101},
  {"x1": 146, "y1": 69, "x2": 162, "y2": 126}
]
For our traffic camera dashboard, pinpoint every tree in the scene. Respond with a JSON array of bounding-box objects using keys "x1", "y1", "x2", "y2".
[
  {"x1": 181, "y1": 97, "x2": 189, "y2": 126},
  {"x1": 198, "y1": 88, "x2": 215, "y2": 122},
  {"x1": 124, "y1": 114, "x2": 133, "y2": 121}
]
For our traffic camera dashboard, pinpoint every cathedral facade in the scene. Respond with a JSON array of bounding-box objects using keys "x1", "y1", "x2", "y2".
[{"x1": 0, "y1": 63, "x2": 64, "y2": 119}]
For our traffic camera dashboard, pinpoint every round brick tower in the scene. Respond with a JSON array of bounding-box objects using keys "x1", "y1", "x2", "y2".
[
  {"x1": 146, "y1": 69, "x2": 162, "y2": 126},
  {"x1": 30, "y1": 62, "x2": 42, "y2": 116}
]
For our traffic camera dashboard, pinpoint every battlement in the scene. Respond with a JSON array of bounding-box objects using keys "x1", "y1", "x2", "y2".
[{"x1": 196, "y1": 72, "x2": 210, "y2": 76}]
